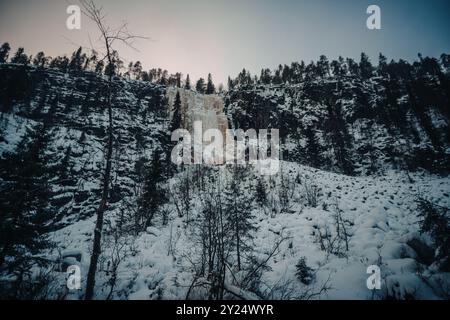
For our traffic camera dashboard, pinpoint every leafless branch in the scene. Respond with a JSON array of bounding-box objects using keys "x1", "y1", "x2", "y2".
[{"x1": 79, "y1": 0, "x2": 149, "y2": 61}]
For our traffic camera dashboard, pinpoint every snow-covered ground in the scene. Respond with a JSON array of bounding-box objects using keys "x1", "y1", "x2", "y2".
[{"x1": 52, "y1": 162, "x2": 450, "y2": 300}]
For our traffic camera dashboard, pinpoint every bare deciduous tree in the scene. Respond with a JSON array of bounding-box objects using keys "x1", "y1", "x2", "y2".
[{"x1": 79, "y1": 0, "x2": 148, "y2": 300}]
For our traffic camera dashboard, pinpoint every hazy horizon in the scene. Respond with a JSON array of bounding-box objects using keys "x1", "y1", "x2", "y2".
[{"x1": 1, "y1": 0, "x2": 449, "y2": 84}]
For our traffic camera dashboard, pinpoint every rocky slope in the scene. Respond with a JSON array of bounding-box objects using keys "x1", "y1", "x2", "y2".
[{"x1": 0, "y1": 62, "x2": 449, "y2": 300}]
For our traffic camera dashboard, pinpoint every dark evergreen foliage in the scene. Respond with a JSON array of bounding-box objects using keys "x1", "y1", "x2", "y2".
[
  {"x1": 170, "y1": 91, "x2": 182, "y2": 133},
  {"x1": 226, "y1": 52, "x2": 450, "y2": 175},
  {"x1": 137, "y1": 149, "x2": 167, "y2": 230},
  {"x1": 417, "y1": 198, "x2": 450, "y2": 272},
  {"x1": 0, "y1": 125, "x2": 53, "y2": 270}
]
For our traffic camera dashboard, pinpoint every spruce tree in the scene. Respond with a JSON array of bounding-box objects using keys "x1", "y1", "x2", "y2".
[
  {"x1": 95, "y1": 60, "x2": 104, "y2": 74},
  {"x1": 0, "y1": 42, "x2": 11, "y2": 63},
  {"x1": 324, "y1": 101, "x2": 354, "y2": 175},
  {"x1": 346, "y1": 58, "x2": 359, "y2": 75},
  {"x1": 69, "y1": 47, "x2": 84, "y2": 72},
  {"x1": 359, "y1": 52, "x2": 373, "y2": 79},
  {"x1": 304, "y1": 127, "x2": 324, "y2": 168},
  {"x1": 317, "y1": 55, "x2": 330, "y2": 78},
  {"x1": 176, "y1": 73, "x2": 182, "y2": 88},
  {"x1": 378, "y1": 53, "x2": 388, "y2": 77},
  {"x1": 10, "y1": 48, "x2": 29, "y2": 65},
  {"x1": 206, "y1": 73, "x2": 215, "y2": 94},
  {"x1": 32, "y1": 52, "x2": 47, "y2": 68},
  {"x1": 137, "y1": 149, "x2": 167, "y2": 230},
  {"x1": 224, "y1": 167, "x2": 256, "y2": 271},
  {"x1": 170, "y1": 91, "x2": 182, "y2": 133},
  {"x1": 185, "y1": 74, "x2": 191, "y2": 90},
  {"x1": 0, "y1": 125, "x2": 52, "y2": 269},
  {"x1": 196, "y1": 78, "x2": 206, "y2": 93},
  {"x1": 255, "y1": 178, "x2": 267, "y2": 206},
  {"x1": 227, "y1": 76, "x2": 234, "y2": 90},
  {"x1": 132, "y1": 61, "x2": 143, "y2": 79}
]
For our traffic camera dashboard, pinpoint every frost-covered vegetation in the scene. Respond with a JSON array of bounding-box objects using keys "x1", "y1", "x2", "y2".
[{"x1": 0, "y1": 44, "x2": 449, "y2": 300}]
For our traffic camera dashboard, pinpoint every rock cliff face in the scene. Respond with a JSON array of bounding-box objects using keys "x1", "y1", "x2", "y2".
[
  {"x1": 0, "y1": 64, "x2": 169, "y2": 226},
  {"x1": 225, "y1": 69, "x2": 450, "y2": 176}
]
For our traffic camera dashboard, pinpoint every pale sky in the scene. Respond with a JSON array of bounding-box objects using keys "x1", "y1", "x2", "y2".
[{"x1": 0, "y1": 0, "x2": 449, "y2": 85}]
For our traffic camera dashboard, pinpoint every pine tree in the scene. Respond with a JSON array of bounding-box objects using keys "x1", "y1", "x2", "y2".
[
  {"x1": 0, "y1": 42, "x2": 11, "y2": 63},
  {"x1": 58, "y1": 147, "x2": 72, "y2": 183},
  {"x1": 295, "y1": 257, "x2": 314, "y2": 285},
  {"x1": 125, "y1": 62, "x2": 133, "y2": 79},
  {"x1": 304, "y1": 126, "x2": 324, "y2": 168},
  {"x1": 237, "y1": 68, "x2": 253, "y2": 87},
  {"x1": 441, "y1": 53, "x2": 450, "y2": 73},
  {"x1": 196, "y1": 78, "x2": 206, "y2": 93},
  {"x1": 224, "y1": 167, "x2": 256, "y2": 271},
  {"x1": 81, "y1": 52, "x2": 89, "y2": 70},
  {"x1": 281, "y1": 64, "x2": 291, "y2": 83},
  {"x1": 317, "y1": 55, "x2": 330, "y2": 78},
  {"x1": 10, "y1": 48, "x2": 29, "y2": 64},
  {"x1": 32, "y1": 52, "x2": 47, "y2": 68},
  {"x1": 227, "y1": 76, "x2": 234, "y2": 90},
  {"x1": 170, "y1": 91, "x2": 182, "y2": 132},
  {"x1": 49, "y1": 56, "x2": 69, "y2": 72},
  {"x1": 137, "y1": 149, "x2": 167, "y2": 231},
  {"x1": 95, "y1": 60, "x2": 104, "y2": 74},
  {"x1": 331, "y1": 56, "x2": 346, "y2": 78},
  {"x1": 69, "y1": 47, "x2": 84, "y2": 72},
  {"x1": 272, "y1": 69, "x2": 282, "y2": 84},
  {"x1": 346, "y1": 58, "x2": 359, "y2": 75},
  {"x1": 324, "y1": 100, "x2": 354, "y2": 175},
  {"x1": 175, "y1": 73, "x2": 182, "y2": 88},
  {"x1": 0, "y1": 125, "x2": 52, "y2": 270},
  {"x1": 132, "y1": 61, "x2": 143, "y2": 79},
  {"x1": 359, "y1": 52, "x2": 373, "y2": 79},
  {"x1": 158, "y1": 70, "x2": 168, "y2": 85},
  {"x1": 260, "y1": 68, "x2": 272, "y2": 84},
  {"x1": 185, "y1": 74, "x2": 191, "y2": 90},
  {"x1": 417, "y1": 198, "x2": 450, "y2": 271},
  {"x1": 44, "y1": 95, "x2": 59, "y2": 125},
  {"x1": 378, "y1": 53, "x2": 388, "y2": 77},
  {"x1": 80, "y1": 91, "x2": 92, "y2": 117},
  {"x1": 255, "y1": 178, "x2": 267, "y2": 206},
  {"x1": 141, "y1": 71, "x2": 150, "y2": 82},
  {"x1": 206, "y1": 73, "x2": 215, "y2": 94}
]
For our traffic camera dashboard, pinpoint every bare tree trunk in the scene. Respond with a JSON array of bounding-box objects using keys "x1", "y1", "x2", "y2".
[
  {"x1": 236, "y1": 220, "x2": 241, "y2": 271},
  {"x1": 79, "y1": 0, "x2": 147, "y2": 299},
  {"x1": 85, "y1": 71, "x2": 113, "y2": 300}
]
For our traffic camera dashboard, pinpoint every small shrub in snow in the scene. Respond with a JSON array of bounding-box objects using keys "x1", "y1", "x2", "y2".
[
  {"x1": 255, "y1": 178, "x2": 267, "y2": 206},
  {"x1": 295, "y1": 257, "x2": 314, "y2": 285},
  {"x1": 279, "y1": 173, "x2": 295, "y2": 213},
  {"x1": 417, "y1": 197, "x2": 450, "y2": 272},
  {"x1": 315, "y1": 202, "x2": 351, "y2": 258},
  {"x1": 304, "y1": 181, "x2": 320, "y2": 208}
]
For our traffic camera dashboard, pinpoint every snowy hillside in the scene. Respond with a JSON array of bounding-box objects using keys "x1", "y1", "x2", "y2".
[
  {"x1": 225, "y1": 59, "x2": 450, "y2": 176},
  {"x1": 0, "y1": 60, "x2": 449, "y2": 300},
  {"x1": 53, "y1": 163, "x2": 450, "y2": 300},
  {"x1": 0, "y1": 64, "x2": 169, "y2": 227}
]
